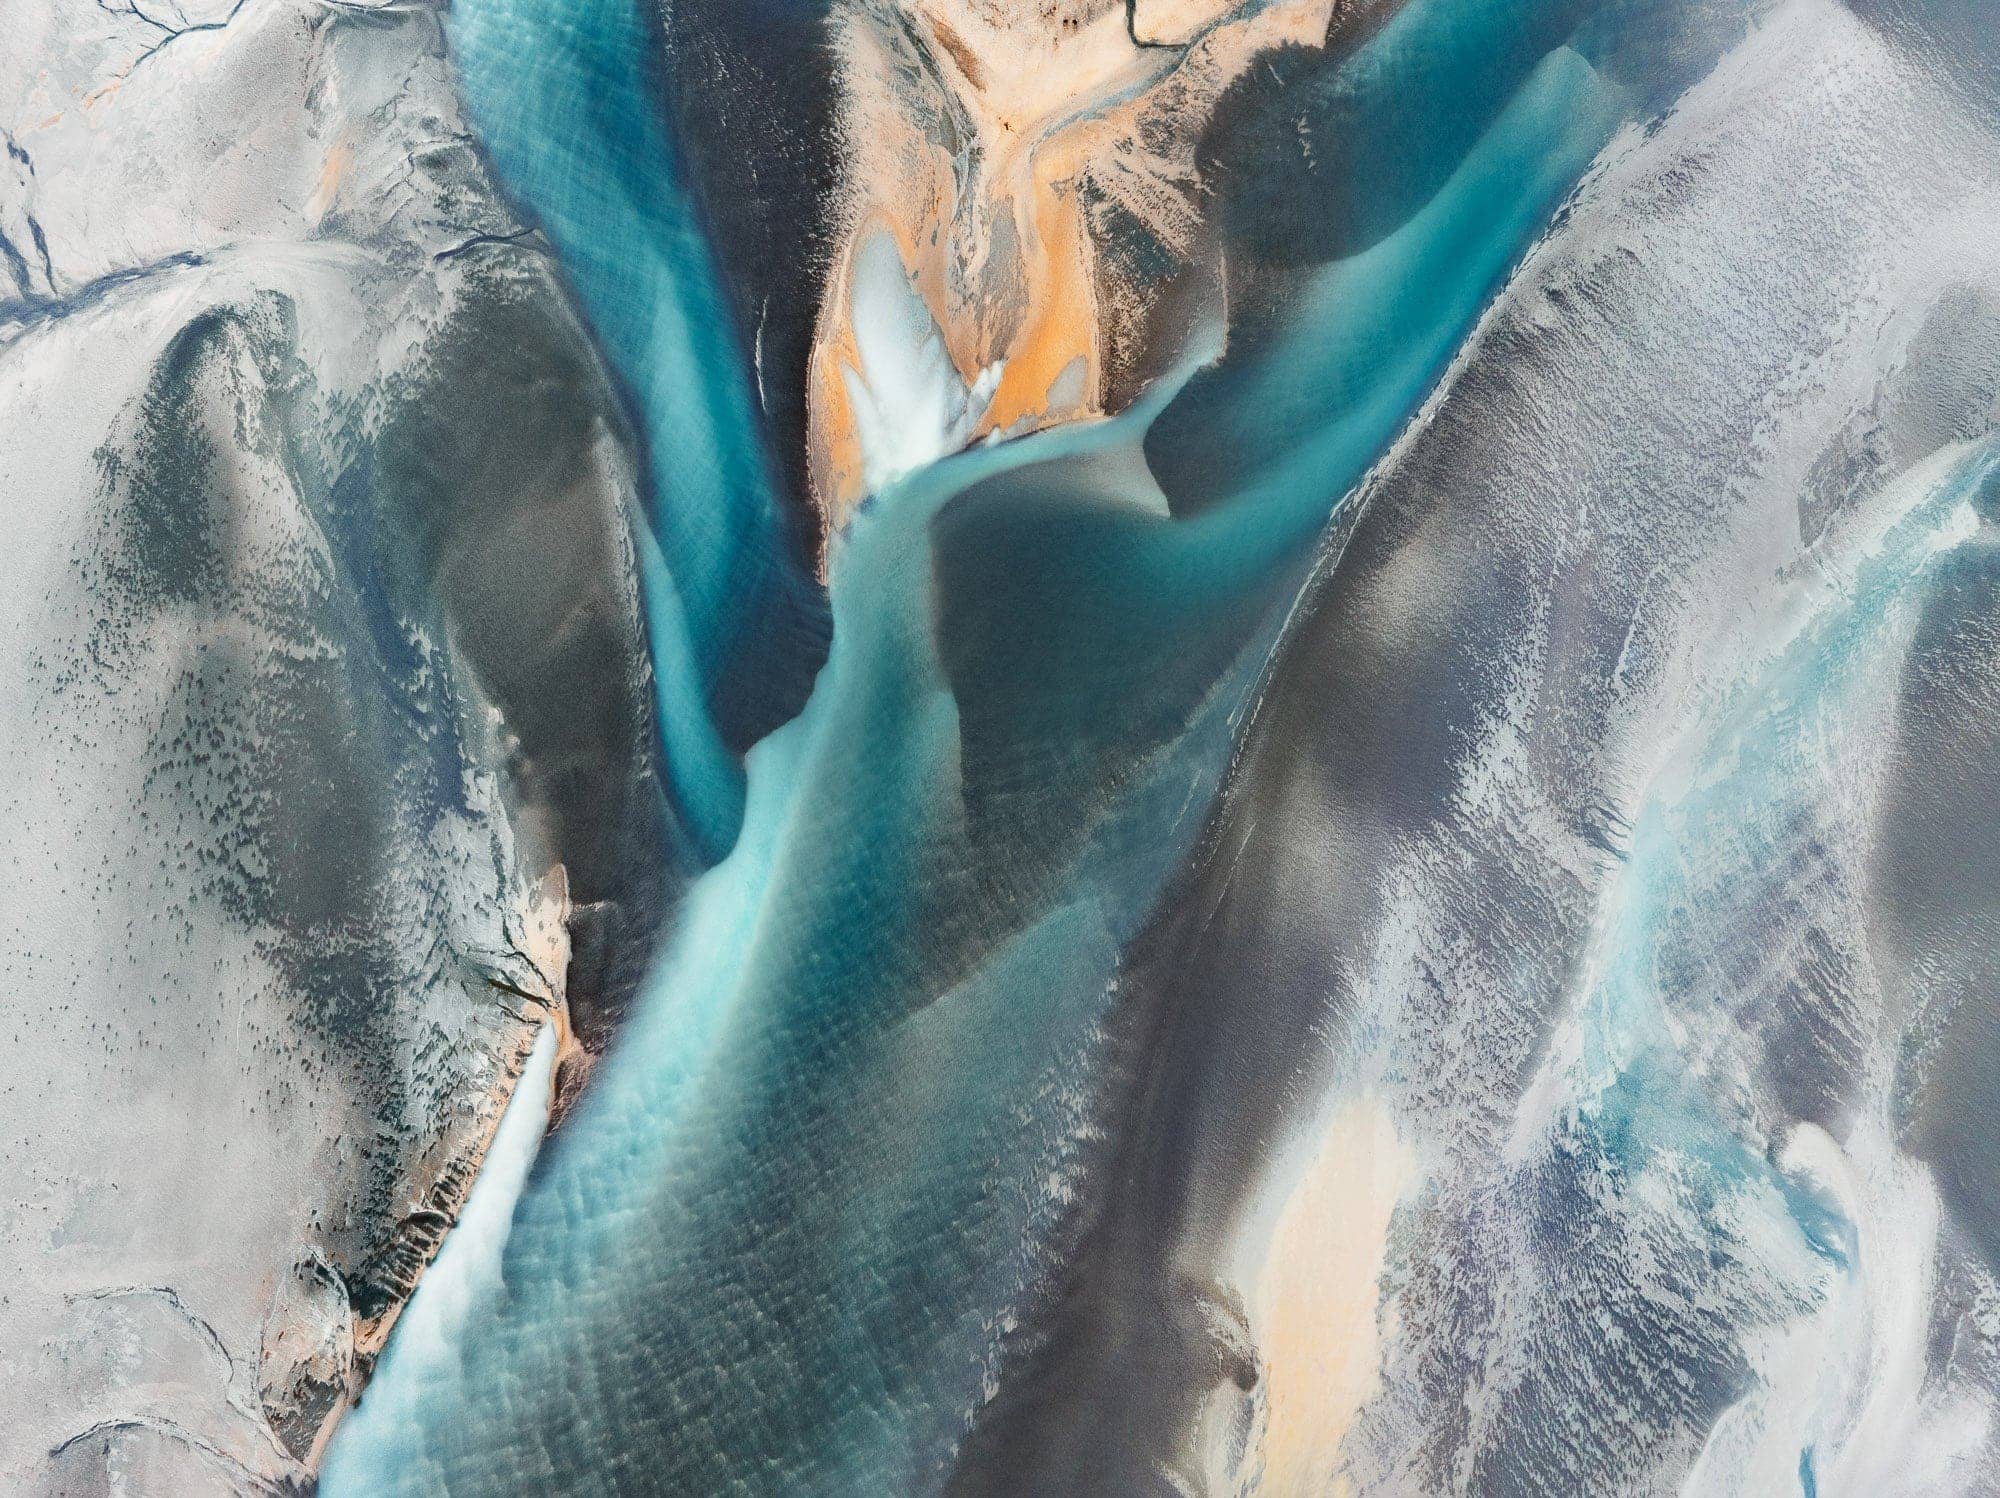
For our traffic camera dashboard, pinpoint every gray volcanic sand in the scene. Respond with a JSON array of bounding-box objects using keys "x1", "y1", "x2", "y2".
[{"x1": 0, "y1": 0, "x2": 670, "y2": 1487}]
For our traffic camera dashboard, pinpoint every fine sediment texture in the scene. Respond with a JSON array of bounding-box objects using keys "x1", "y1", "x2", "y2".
[
  {"x1": 0, "y1": 0, "x2": 671, "y2": 1488},
  {"x1": 324, "y1": 0, "x2": 2000, "y2": 1492},
  {"x1": 17, "y1": 0, "x2": 2000, "y2": 1492}
]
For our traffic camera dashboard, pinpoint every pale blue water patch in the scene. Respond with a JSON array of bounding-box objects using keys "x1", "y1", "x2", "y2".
[
  {"x1": 1434, "y1": 443, "x2": 2000, "y2": 1493},
  {"x1": 324, "y1": 0, "x2": 1740, "y2": 1488},
  {"x1": 1537, "y1": 436, "x2": 2000, "y2": 1320},
  {"x1": 1575, "y1": 441, "x2": 1997, "y2": 1086}
]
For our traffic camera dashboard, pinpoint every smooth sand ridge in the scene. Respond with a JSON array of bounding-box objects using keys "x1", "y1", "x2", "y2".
[{"x1": 1206, "y1": 1091, "x2": 1411, "y2": 1494}]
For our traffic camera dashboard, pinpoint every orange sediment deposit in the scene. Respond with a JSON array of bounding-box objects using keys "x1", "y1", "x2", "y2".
[
  {"x1": 307, "y1": 137, "x2": 355, "y2": 228},
  {"x1": 807, "y1": 0, "x2": 1347, "y2": 534}
]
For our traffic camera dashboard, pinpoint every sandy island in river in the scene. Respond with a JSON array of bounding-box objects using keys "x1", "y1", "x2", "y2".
[{"x1": 807, "y1": 0, "x2": 1346, "y2": 529}]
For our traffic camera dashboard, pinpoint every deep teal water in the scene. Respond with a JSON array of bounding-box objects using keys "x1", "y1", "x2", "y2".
[
  {"x1": 434, "y1": 0, "x2": 825, "y2": 865},
  {"x1": 320, "y1": 0, "x2": 1765, "y2": 1488}
]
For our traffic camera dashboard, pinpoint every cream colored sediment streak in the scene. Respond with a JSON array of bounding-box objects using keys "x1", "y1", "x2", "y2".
[{"x1": 1235, "y1": 1092, "x2": 1411, "y2": 1495}]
